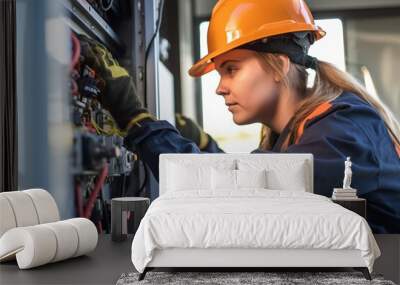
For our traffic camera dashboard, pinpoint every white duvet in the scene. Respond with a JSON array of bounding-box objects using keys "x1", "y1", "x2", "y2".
[{"x1": 131, "y1": 189, "x2": 381, "y2": 273}]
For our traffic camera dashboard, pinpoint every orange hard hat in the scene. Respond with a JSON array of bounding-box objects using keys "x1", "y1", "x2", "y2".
[{"x1": 189, "y1": 0, "x2": 326, "y2": 77}]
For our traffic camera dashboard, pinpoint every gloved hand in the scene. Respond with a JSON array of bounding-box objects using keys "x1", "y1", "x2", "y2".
[
  {"x1": 175, "y1": 113, "x2": 210, "y2": 150},
  {"x1": 78, "y1": 34, "x2": 156, "y2": 132}
]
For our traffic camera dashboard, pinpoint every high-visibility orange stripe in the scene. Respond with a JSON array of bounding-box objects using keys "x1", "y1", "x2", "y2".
[
  {"x1": 295, "y1": 102, "x2": 333, "y2": 144},
  {"x1": 395, "y1": 143, "x2": 400, "y2": 158},
  {"x1": 294, "y1": 102, "x2": 400, "y2": 159}
]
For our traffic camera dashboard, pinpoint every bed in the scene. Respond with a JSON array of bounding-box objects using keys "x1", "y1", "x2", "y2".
[{"x1": 131, "y1": 153, "x2": 381, "y2": 281}]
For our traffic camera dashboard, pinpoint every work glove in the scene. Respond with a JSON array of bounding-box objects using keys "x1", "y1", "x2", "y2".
[
  {"x1": 78, "y1": 34, "x2": 156, "y2": 132},
  {"x1": 175, "y1": 113, "x2": 210, "y2": 150}
]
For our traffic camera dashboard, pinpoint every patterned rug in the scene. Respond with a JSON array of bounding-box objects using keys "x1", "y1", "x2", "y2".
[{"x1": 116, "y1": 271, "x2": 396, "y2": 285}]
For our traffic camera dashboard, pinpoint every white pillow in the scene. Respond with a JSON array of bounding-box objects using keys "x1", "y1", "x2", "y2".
[
  {"x1": 211, "y1": 168, "x2": 237, "y2": 190},
  {"x1": 166, "y1": 159, "x2": 237, "y2": 192},
  {"x1": 236, "y1": 169, "x2": 268, "y2": 189},
  {"x1": 237, "y1": 159, "x2": 308, "y2": 192},
  {"x1": 167, "y1": 162, "x2": 211, "y2": 191},
  {"x1": 211, "y1": 168, "x2": 268, "y2": 190},
  {"x1": 267, "y1": 164, "x2": 307, "y2": 191}
]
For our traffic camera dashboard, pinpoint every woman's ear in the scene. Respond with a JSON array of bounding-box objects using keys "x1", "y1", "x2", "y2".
[{"x1": 274, "y1": 55, "x2": 291, "y2": 82}]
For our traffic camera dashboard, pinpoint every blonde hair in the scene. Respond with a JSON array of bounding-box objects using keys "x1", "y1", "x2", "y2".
[{"x1": 258, "y1": 53, "x2": 400, "y2": 152}]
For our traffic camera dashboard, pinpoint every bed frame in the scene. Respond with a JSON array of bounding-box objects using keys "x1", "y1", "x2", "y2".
[
  {"x1": 138, "y1": 154, "x2": 372, "y2": 281},
  {"x1": 139, "y1": 248, "x2": 371, "y2": 280}
]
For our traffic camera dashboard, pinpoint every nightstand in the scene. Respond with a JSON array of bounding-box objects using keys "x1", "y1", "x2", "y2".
[
  {"x1": 111, "y1": 197, "x2": 150, "y2": 242},
  {"x1": 331, "y1": 198, "x2": 366, "y2": 218}
]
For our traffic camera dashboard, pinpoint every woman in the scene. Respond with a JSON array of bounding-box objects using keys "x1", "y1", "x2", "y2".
[{"x1": 79, "y1": 0, "x2": 400, "y2": 234}]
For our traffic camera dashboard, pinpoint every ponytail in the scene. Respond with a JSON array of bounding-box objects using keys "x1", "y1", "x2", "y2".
[
  {"x1": 315, "y1": 60, "x2": 400, "y2": 147},
  {"x1": 258, "y1": 54, "x2": 400, "y2": 152}
]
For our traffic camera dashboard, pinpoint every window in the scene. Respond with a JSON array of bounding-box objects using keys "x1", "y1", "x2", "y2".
[{"x1": 346, "y1": 16, "x2": 400, "y2": 118}]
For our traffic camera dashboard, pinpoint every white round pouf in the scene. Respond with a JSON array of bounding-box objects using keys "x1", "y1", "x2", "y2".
[
  {"x1": 0, "y1": 190, "x2": 98, "y2": 269},
  {"x1": 0, "y1": 192, "x2": 39, "y2": 227},
  {"x1": 63, "y1": 218, "x2": 98, "y2": 257},
  {"x1": 0, "y1": 226, "x2": 57, "y2": 269},
  {"x1": 42, "y1": 221, "x2": 79, "y2": 262},
  {"x1": 23, "y1": 189, "x2": 60, "y2": 223},
  {"x1": 0, "y1": 196, "x2": 17, "y2": 237}
]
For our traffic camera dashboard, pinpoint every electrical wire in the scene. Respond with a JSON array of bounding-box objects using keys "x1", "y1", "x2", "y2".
[
  {"x1": 84, "y1": 119, "x2": 97, "y2": 133},
  {"x1": 91, "y1": 118, "x2": 114, "y2": 136},
  {"x1": 100, "y1": 0, "x2": 114, "y2": 11},
  {"x1": 84, "y1": 164, "x2": 109, "y2": 219},
  {"x1": 91, "y1": 112, "x2": 127, "y2": 137},
  {"x1": 71, "y1": 79, "x2": 79, "y2": 96},
  {"x1": 70, "y1": 32, "x2": 81, "y2": 72}
]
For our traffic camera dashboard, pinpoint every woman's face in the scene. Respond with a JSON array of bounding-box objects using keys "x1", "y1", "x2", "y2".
[{"x1": 214, "y1": 49, "x2": 280, "y2": 125}]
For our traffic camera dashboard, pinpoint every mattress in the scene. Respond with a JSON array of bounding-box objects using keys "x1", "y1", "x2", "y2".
[{"x1": 131, "y1": 189, "x2": 381, "y2": 273}]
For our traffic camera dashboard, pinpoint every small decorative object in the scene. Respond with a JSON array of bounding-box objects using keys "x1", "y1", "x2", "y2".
[
  {"x1": 332, "y1": 157, "x2": 358, "y2": 200},
  {"x1": 111, "y1": 197, "x2": 150, "y2": 242},
  {"x1": 343, "y1": 157, "x2": 353, "y2": 189}
]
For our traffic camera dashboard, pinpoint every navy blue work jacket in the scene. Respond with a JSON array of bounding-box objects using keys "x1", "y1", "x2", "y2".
[{"x1": 124, "y1": 92, "x2": 400, "y2": 234}]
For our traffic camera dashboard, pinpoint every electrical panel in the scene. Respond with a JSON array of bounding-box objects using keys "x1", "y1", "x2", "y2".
[
  {"x1": 15, "y1": 0, "x2": 161, "y2": 230},
  {"x1": 64, "y1": 0, "x2": 154, "y2": 233}
]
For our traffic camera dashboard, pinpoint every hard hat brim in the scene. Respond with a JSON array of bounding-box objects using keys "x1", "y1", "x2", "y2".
[{"x1": 189, "y1": 23, "x2": 326, "y2": 77}]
